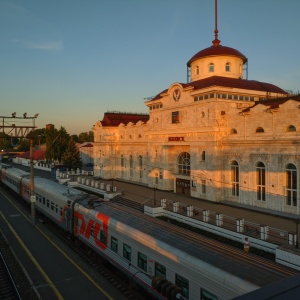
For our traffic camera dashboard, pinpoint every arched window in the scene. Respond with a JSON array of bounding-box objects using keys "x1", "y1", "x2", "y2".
[
  {"x1": 256, "y1": 127, "x2": 265, "y2": 133},
  {"x1": 120, "y1": 154, "x2": 124, "y2": 167},
  {"x1": 286, "y1": 163, "x2": 297, "y2": 206},
  {"x1": 195, "y1": 65, "x2": 199, "y2": 75},
  {"x1": 225, "y1": 62, "x2": 231, "y2": 72},
  {"x1": 178, "y1": 152, "x2": 190, "y2": 175},
  {"x1": 256, "y1": 162, "x2": 265, "y2": 201},
  {"x1": 209, "y1": 63, "x2": 214, "y2": 72},
  {"x1": 287, "y1": 125, "x2": 296, "y2": 132},
  {"x1": 230, "y1": 128, "x2": 237, "y2": 134},
  {"x1": 201, "y1": 151, "x2": 206, "y2": 161},
  {"x1": 231, "y1": 161, "x2": 239, "y2": 196},
  {"x1": 139, "y1": 155, "x2": 143, "y2": 179},
  {"x1": 129, "y1": 155, "x2": 133, "y2": 177}
]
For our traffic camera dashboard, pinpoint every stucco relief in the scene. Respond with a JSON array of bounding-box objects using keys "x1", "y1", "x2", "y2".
[
  {"x1": 278, "y1": 154, "x2": 300, "y2": 164},
  {"x1": 249, "y1": 153, "x2": 270, "y2": 163},
  {"x1": 224, "y1": 152, "x2": 242, "y2": 163}
]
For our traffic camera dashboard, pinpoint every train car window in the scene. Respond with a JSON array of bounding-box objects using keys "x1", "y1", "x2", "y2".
[
  {"x1": 51, "y1": 201, "x2": 54, "y2": 211},
  {"x1": 55, "y1": 204, "x2": 58, "y2": 213},
  {"x1": 123, "y1": 243, "x2": 132, "y2": 262},
  {"x1": 111, "y1": 236, "x2": 118, "y2": 253},
  {"x1": 155, "y1": 262, "x2": 166, "y2": 277},
  {"x1": 137, "y1": 252, "x2": 147, "y2": 272},
  {"x1": 47, "y1": 199, "x2": 49, "y2": 208},
  {"x1": 175, "y1": 274, "x2": 189, "y2": 299},
  {"x1": 100, "y1": 230, "x2": 106, "y2": 244},
  {"x1": 90, "y1": 225, "x2": 94, "y2": 237},
  {"x1": 43, "y1": 197, "x2": 45, "y2": 205},
  {"x1": 200, "y1": 288, "x2": 218, "y2": 300}
]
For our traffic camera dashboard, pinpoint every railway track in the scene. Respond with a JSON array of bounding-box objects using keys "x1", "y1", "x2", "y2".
[
  {"x1": 41, "y1": 216, "x2": 155, "y2": 300},
  {"x1": 0, "y1": 231, "x2": 32, "y2": 300}
]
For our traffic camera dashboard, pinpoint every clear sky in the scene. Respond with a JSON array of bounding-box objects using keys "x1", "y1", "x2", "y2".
[{"x1": 1, "y1": 0, "x2": 300, "y2": 134}]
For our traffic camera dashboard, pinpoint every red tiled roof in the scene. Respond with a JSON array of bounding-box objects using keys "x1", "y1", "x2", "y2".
[
  {"x1": 101, "y1": 112, "x2": 149, "y2": 127},
  {"x1": 187, "y1": 45, "x2": 247, "y2": 66},
  {"x1": 17, "y1": 150, "x2": 45, "y2": 160},
  {"x1": 151, "y1": 76, "x2": 287, "y2": 101}
]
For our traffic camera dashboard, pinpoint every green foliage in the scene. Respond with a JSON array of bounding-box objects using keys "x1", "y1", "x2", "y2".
[
  {"x1": 61, "y1": 138, "x2": 82, "y2": 170},
  {"x1": 0, "y1": 133, "x2": 12, "y2": 151},
  {"x1": 78, "y1": 131, "x2": 94, "y2": 143},
  {"x1": 45, "y1": 126, "x2": 70, "y2": 163},
  {"x1": 17, "y1": 139, "x2": 30, "y2": 151}
]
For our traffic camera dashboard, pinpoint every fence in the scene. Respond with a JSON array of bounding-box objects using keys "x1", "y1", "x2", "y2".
[{"x1": 161, "y1": 199, "x2": 290, "y2": 247}]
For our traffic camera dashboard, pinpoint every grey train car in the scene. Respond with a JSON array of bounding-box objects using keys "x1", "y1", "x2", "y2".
[{"x1": 0, "y1": 164, "x2": 295, "y2": 300}]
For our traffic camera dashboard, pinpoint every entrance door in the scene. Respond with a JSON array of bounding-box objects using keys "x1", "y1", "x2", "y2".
[{"x1": 176, "y1": 178, "x2": 190, "y2": 196}]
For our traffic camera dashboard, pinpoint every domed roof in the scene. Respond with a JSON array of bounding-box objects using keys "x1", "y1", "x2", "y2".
[{"x1": 187, "y1": 44, "x2": 247, "y2": 67}]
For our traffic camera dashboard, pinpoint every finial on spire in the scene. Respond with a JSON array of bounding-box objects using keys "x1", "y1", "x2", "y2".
[{"x1": 212, "y1": 0, "x2": 221, "y2": 46}]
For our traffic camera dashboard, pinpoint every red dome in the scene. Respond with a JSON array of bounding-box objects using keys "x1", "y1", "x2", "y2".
[{"x1": 187, "y1": 44, "x2": 247, "y2": 67}]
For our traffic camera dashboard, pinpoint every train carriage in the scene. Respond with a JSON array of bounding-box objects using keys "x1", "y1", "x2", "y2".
[
  {"x1": 0, "y1": 165, "x2": 296, "y2": 300},
  {"x1": 74, "y1": 199, "x2": 260, "y2": 300}
]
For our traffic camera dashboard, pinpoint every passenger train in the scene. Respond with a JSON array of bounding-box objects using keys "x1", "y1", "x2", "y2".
[{"x1": 0, "y1": 164, "x2": 292, "y2": 300}]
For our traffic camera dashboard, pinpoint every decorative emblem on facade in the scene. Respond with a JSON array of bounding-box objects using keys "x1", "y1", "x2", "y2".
[{"x1": 173, "y1": 88, "x2": 181, "y2": 101}]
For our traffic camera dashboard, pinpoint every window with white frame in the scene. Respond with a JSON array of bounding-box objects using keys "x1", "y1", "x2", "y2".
[
  {"x1": 286, "y1": 163, "x2": 297, "y2": 206},
  {"x1": 231, "y1": 161, "x2": 239, "y2": 196},
  {"x1": 256, "y1": 162, "x2": 265, "y2": 201}
]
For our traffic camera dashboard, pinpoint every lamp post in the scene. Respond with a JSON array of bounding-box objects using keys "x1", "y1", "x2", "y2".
[{"x1": 294, "y1": 218, "x2": 300, "y2": 249}]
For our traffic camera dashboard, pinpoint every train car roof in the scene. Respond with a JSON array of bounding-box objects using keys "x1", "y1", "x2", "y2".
[
  {"x1": 1, "y1": 166, "x2": 30, "y2": 178},
  {"x1": 77, "y1": 199, "x2": 296, "y2": 290},
  {"x1": 24, "y1": 176, "x2": 89, "y2": 202}
]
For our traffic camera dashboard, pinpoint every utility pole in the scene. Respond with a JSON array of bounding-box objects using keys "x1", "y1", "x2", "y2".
[{"x1": 0, "y1": 113, "x2": 39, "y2": 225}]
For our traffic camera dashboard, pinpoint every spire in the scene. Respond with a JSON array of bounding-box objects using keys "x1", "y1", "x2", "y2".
[{"x1": 212, "y1": 0, "x2": 221, "y2": 47}]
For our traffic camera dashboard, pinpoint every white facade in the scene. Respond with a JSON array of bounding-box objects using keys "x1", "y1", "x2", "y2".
[{"x1": 92, "y1": 36, "x2": 300, "y2": 215}]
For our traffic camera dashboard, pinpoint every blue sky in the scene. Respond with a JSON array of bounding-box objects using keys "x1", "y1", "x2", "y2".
[{"x1": 1, "y1": 0, "x2": 300, "y2": 134}]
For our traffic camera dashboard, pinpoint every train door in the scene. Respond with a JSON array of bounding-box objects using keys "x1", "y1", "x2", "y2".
[{"x1": 175, "y1": 179, "x2": 190, "y2": 196}]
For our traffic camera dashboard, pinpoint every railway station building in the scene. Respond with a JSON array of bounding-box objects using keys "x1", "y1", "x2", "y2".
[{"x1": 92, "y1": 26, "x2": 300, "y2": 216}]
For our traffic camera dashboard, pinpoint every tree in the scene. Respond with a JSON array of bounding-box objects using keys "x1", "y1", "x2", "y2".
[
  {"x1": 78, "y1": 131, "x2": 94, "y2": 143},
  {"x1": 0, "y1": 133, "x2": 13, "y2": 151},
  {"x1": 61, "y1": 138, "x2": 82, "y2": 170},
  {"x1": 45, "y1": 126, "x2": 70, "y2": 163}
]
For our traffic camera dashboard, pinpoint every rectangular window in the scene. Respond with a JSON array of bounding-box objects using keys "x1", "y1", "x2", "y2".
[
  {"x1": 172, "y1": 111, "x2": 180, "y2": 124},
  {"x1": 155, "y1": 262, "x2": 166, "y2": 277},
  {"x1": 51, "y1": 201, "x2": 54, "y2": 211},
  {"x1": 217, "y1": 93, "x2": 221, "y2": 98},
  {"x1": 123, "y1": 243, "x2": 132, "y2": 261},
  {"x1": 204, "y1": 94, "x2": 208, "y2": 99},
  {"x1": 111, "y1": 236, "x2": 118, "y2": 253},
  {"x1": 239, "y1": 95, "x2": 244, "y2": 101},
  {"x1": 100, "y1": 230, "x2": 107, "y2": 244},
  {"x1": 194, "y1": 96, "x2": 198, "y2": 102},
  {"x1": 234, "y1": 95, "x2": 238, "y2": 100},
  {"x1": 221, "y1": 93, "x2": 226, "y2": 99},
  {"x1": 245, "y1": 96, "x2": 249, "y2": 101},
  {"x1": 201, "y1": 288, "x2": 218, "y2": 300},
  {"x1": 47, "y1": 199, "x2": 49, "y2": 208},
  {"x1": 199, "y1": 95, "x2": 204, "y2": 100},
  {"x1": 159, "y1": 171, "x2": 163, "y2": 179},
  {"x1": 210, "y1": 93, "x2": 214, "y2": 98},
  {"x1": 138, "y1": 252, "x2": 147, "y2": 272},
  {"x1": 175, "y1": 274, "x2": 189, "y2": 300},
  {"x1": 250, "y1": 96, "x2": 254, "y2": 101},
  {"x1": 228, "y1": 94, "x2": 232, "y2": 99}
]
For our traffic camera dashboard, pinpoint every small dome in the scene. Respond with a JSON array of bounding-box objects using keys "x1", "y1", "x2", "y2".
[{"x1": 187, "y1": 44, "x2": 247, "y2": 67}]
